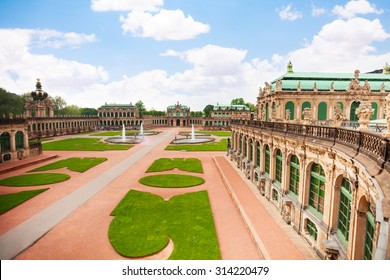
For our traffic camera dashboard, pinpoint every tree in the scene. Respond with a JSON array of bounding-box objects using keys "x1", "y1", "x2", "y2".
[
  {"x1": 203, "y1": 104, "x2": 214, "y2": 117},
  {"x1": 231, "y1": 98, "x2": 245, "y2": 105},
  {"x1": 190, "y1": 111, "x2": 203, "y2": 117},
  {"x1": 50, "y1": 96, "x2": 67, "y2": 115},
  {"x1": 0, "y1": 88, "x2": 25, "y2": 116},
  {"x1": 58, "y1": 105, "x2": 80, "y2": 116},
  {"x1": 135, "y1": 100, "x2": 146, "y2": 117},
  {"x1": 245, "y1": 102, "x2": 256, "y2": 112},
  {"x1": 80, "y1": 108, "x2": 97, "y2": 116}
]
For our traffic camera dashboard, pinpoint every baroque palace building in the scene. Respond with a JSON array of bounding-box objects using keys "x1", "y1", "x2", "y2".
[{"x1": 230, "y1": 62, "x2": 390, "y2": 260}]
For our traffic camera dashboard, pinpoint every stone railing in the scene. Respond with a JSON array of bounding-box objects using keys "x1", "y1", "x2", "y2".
[{"x1": 233, "y1": 120, "x2": 390, "y2": 168}]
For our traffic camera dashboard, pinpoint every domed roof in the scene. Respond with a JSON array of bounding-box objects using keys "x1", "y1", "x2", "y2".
[{"x1": 31, "y1": 78, "x2": 48, "y2": 101}]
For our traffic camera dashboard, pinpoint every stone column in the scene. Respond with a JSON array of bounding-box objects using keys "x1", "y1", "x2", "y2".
[{"x1": 384, "y1": 93, "x2": 390, "y2": 137}]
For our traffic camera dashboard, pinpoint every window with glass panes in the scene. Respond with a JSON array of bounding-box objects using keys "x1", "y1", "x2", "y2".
[
  {"x1": 15, "y1": 131, "x2": 24, "y2": 149},
  {"x1": 309, "y1": 164, "x2": 325, "y2": 215},
  {"x1": 306, "y1": 219, "x2": 318, "y2": 240},
  {"x1": 265, "y1": 145, "x2": 270, "y2": 175},
  {"x1": 249, "y1": 139, "x2": 253, "y2": 161},
  {"x1": 243, "y1": 138, "x2": 247, "y2": 157},
  {"x1": 289, "y1": 155, "x2": 300, "y2": 195},
  {"x1": 273, "y1": 189, "x2": 278, "y2": 201},
  {"x1": 364, "y1": 211, "x2": 375, "y2": 260},
  {"x1": 256, "y1": 142, "x2": 261, "y2": 168},
  {"x1": 275, "y1": 149, "x2": 283, "y2": 184},
  {"x1": 0, "y1": 132, "x2": 11, "y2": 152},
  {"x1": 337, "y1": 179, "x2": 352, "y2": 243},
  {"x1": 239, "y1": 136, "x2": 242, "y2": 153}
]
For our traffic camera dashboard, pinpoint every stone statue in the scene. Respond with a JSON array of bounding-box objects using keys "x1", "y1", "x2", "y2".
[
  {"x1": 333, "y1": 104, "x2": 343, "y2": 127},
  {"x1": 302, "y1": 107, "x2": 312, "y2": 124},
  {"x1": 297, "y1": 81, "x2": 301, "y2": 92},
  {"x1": 384, "y1": 93, "x2": 390, "y2": 137},
  {"x1": 356, "y1": 101, "x2": 374, "y2": 130},
  {"x1": 276, "y1": 79, "x2": 282, "y2": 91},
  {"x1": 285, "y1": 109, "x2": 291, "y2": 121}
]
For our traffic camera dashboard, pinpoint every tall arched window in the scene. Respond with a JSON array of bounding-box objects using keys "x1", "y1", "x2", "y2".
[
  {"x1": 370, "y1": 102, "x2": 378, "y2": 120},
  {"x1": 256, "y1": 142, "x2": 261, "y2": 168},
  {"x1": 265, "y1": 103, "x2": 269, "y2": 121},
  {"x1": 249, "y1": 139, "x2": 253, "y2": 161},
  {"x1": 350, "y1": 101, "x2": 360, "y2": 121},
  {"x1": 285, "y1": 101, "x2": 295, "y2": 120},
  {"x1": 275, "y1": 149, "x2": 283, "y2": 185},
  {"x1": 364, "y1": 211, "x2": 375, "y2": 260},
  {"x1": 243, "y1": 137, "x2": 247, "y2": 157},
  {"x1": 309, "y1": 163, "x2": 326, "y2": 216},
  {"x1": 337, "y1": 178, "x2": 352, "y2": 244},
  {"x1": 265, "y1": 145, "x2": 270, "y2": 176},
  {"x1": 15, "y1": 131, "x2": 24, "y2": 149},
  {"x1": 318, "y1": 102, "x2": 327, "y2": 120},
  {"x1": 289, "y1": 155, "x2": 300, "y2": 196},
  {"x1": 0, "y1": 132, "x2": 11, "y2": 152}
]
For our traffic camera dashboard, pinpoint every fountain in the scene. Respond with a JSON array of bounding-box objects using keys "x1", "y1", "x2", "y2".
[
  {"x1": 171, "y1": 124, "x2": 214, "y2": 144},
  {"x1": 105, "y1": 124, "x2": 143, "y2": 144},
  {"x1": 140, "y1": 122, "x2": 144, "y2": 137}
]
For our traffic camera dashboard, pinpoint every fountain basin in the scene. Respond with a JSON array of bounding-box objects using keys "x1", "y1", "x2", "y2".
[{"x1": 105, "y1": 136, "x2": 143, "y2": 144}]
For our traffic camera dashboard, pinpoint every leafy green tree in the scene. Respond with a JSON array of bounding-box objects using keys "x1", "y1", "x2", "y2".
[
  {"x1": 135, "y1": 100, "x2": 146, "y2": 117},
  {"x1": 50, "y1": 96, "x2": 67, "y2": 115},
  {"x1": 58, "y1": 105, "x2": 81, "y2": 116},
  {"x1": 231, "y1": 98, "x2": 245, "y2": 105},
  {"x1": 80, "y1": 108, "x2": 98, "y2": 116},
  {"x1": 245, "y1": 102, "x2": 256, "y2": 112},
  {"x1": 190, "y1": 111, "x2": 203, "y2": 117},
  {"x1": 203, "y1": 104, "x2": 214, "y2": 117},
  {"x1": 0, "y1": 88, "x2": 25, "y2": 116},
  {"x1": 145, "y1": 109, "x2": 166, "y2": 116}
]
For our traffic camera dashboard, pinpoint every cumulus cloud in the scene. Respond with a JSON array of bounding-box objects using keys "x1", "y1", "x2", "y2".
[
  {"x1": 120, "y1": 9, "x2": 210, "y2": 40},
  {"x1": 332, "y1": 0, "x2": 384, "y2": 19},
  {"x1": 278, "y1": 4, "x2": 303, "y2": 21},
  {"x1": 91, "y1": 0, "x2": 163, "y2": 12},
  {"x1": 283, "y1": 17, "x2": 390, "y2": 72},
  {"x1": 311, "y1": 4, "x2": 326, "y2": 17},
  {"x1": 0, "y1": 28, "x2": 108, "y2": 99}
]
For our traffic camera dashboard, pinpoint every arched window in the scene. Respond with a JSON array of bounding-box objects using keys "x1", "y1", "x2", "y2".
[
  {"x1": 318, "y1": 102, "x2": 327, "y2": 120},
  {"x1": 285, "y1": 101, "x2": 295, "y2": 120},
  {"x1": 265, "y1": 145, "x2": 270, "y2": 176},
  {"x1": 350, "y1": 101, "x2": 360, "y2": 121},
  {"x1": 275, "y1": 149, "x2": 282, "y2": 184},
  {"x1": 249, "y1": 139, "x2": 253, "y2": 161},
  {"x1": 265, "y1": 103, "x2": 269, "y2": 121},
  {"x1": 15, "y1": 131, "x2": 24, "y2": 149},
  {"x1": 309, "y1": 163, "x2": 326, "y2": 216},
  {"x1": 370, "y1": 102, "x2": 378, "y2": 120},
  {"x1": 337, "y1": 178, "x2": 352, "y2": 244},
  {"x1": 289, "y1": 155, "x2": 300, "y2": 196},
  {"x1": 364, "y1": 211, "x2": 375, "y2": 260},
  {"x1": 306, "y1": 219, "x2": 318, "y2": 241},
  {"x1": 0, "y1": 132, "x2": 11, "y2": 152},
  {"x1": 256, "y1": 142, "x2": 261, "y2": 168},
  {"x1": 243, "y1": 137, "x2": 247, "y2": 157}
]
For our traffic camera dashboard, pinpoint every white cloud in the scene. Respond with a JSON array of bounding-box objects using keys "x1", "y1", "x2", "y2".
[
  {"x1": 120, "y1": 9, "x2": 210, "y2": 40},
  {"x1": 311, "y1": 4, "x2": 326, "y2": 17},
  {"x1": 30, "y1": 29, "x2": 97, "y2": 49},
  {"x1": 283, "y1": 17, "x2": 390, "y2": 72},
  {"x1": 0, "y1": 28, "x2": 108, "y2": 100},
  {"x1": 278, "y1": 4, "x2": 302, "y2": 21},
  {"x1": 91, "y1": 0, "x2": 163, "y2": 12},
  {"x1": 332, "y1": 0, "x2": 384, "y2": 19}
]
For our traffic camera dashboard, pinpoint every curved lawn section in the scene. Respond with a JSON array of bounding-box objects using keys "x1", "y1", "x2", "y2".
[
  {"x1": 165, "y1": 138, "x2": 227, "y2": 151},
  {"x1": 109, "y1": 190, "x2": 220, "y2": 259},
  {"x1": 30, "y1": 157, "x2": 107, "y2": 173},
  {"x1": 139, "y1": 174, "x2": 205, "y2": 188},
  {"x1": 0, "y1": 189, "x2": 49, "y2": 214},
  {"x1": 146, "y1": 158, "x2": 203, "y2": 173},
  {"x1": 0, "y1": 173, "x2": 70, "y2": 187},
  {"x1": 42, "y1": 138, "x2": 132, "y2": 151}
]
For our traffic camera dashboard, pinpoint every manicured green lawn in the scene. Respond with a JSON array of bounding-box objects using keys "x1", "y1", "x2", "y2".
[
  {"x1": 201, "y1": 131, "x2": 232, "y2": 137},
  {"x1": 0, "y1": 173, "x2": 70, "y2": 186},
  {"x1": 165, "y1": 138, "x2": 228, "y2": 151},
  {"x1": 109, "y1": 190, "x2": 221, "y2": 260},
  {"x1": 42, "y1": 138, "x2": 132, "y2": 151},
  {"x1": 29, "y1": 157, "x2": 107, "y2": 173},
  {"x1": 0, "y1": 189, "x2": 49, "y2": 214},
  {"x1": 146, "y1": 158, "x2": 203, "y2": 173},
  {"x1": 139, "y1": 174, "x2": 205, "y2": 188}
]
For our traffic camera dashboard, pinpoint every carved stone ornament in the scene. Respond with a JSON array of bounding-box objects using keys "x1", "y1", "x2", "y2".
[
  {"x1": 333, "y1": 103, "x2": 343, "y2": 127},
  {"x1": 285, "y1": 109, "x2": 291, "y2": 121},
  {"x1": 384, "y1": 93, "x2": 390, "y2": 137},
  {"x1": 356, "y1": 101, "x2": 374, "y2": 130},
  {"x1": 302, "y1": 107, "x2": 312, "y2": 124}
]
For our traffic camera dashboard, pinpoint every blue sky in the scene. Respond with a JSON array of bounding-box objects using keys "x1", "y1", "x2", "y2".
[{"x1": 0, "y1": 0, "x2": 389, "y2": 111}]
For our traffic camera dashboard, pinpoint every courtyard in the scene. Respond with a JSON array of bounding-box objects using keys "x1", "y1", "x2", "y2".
[{"x1": 0, "y1": 127, "x2": 318, "y2": 260}]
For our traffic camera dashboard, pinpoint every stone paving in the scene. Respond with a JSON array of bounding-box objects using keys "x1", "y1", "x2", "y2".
[{"x1": 0, "y1": 127, "x2": 319, "y2": 260}]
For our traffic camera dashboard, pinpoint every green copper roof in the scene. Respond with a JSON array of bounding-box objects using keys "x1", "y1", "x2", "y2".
[
  {"x1": 213, "y1": 104, "x2": 250, "y2": 110},
  {"x1": 98, "y1": 103, "x2": 136, "y2": 110},
  {"x1": 167, "y1": 104, "x2": 189, "y2": 110},
  {"x1": 271, "y1": 72, "x2": 390, "y2": 92}
]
